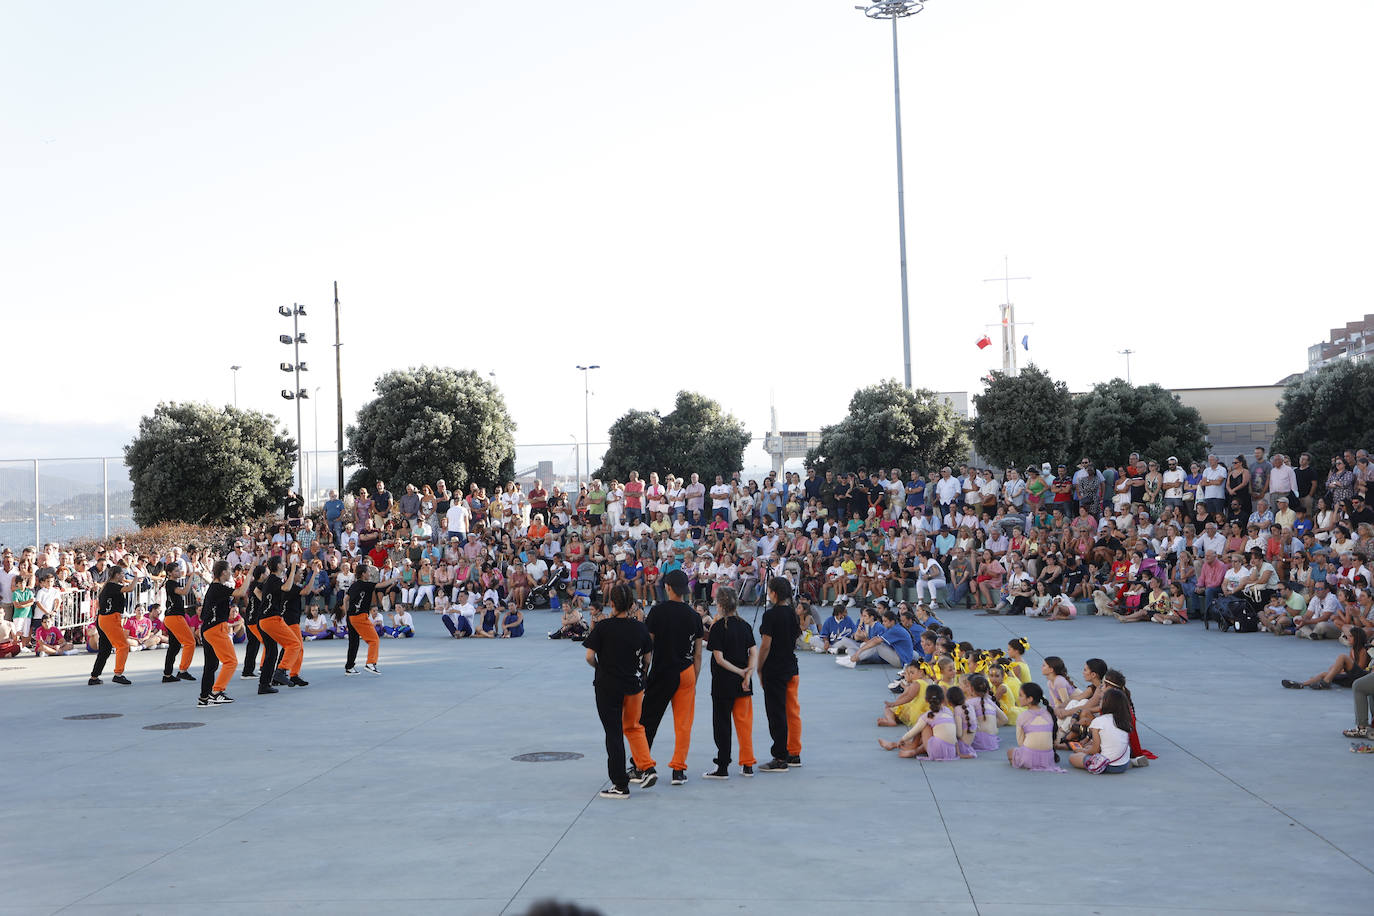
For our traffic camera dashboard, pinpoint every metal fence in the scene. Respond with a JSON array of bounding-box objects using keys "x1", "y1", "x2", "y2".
[{"x1": 0, "y1": 457, "x2": 136, "y2": 551}]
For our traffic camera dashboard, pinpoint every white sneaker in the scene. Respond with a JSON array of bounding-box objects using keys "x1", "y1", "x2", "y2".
[
  {"x1": 835, "y1": 656, "x2": 857, "y2": 669},
  {"x1": 811, "y1": 643, "x2": 826, "y2": 654},
  {"x1": 827, "y1": 646, "x2": 840, "y2": 655}
]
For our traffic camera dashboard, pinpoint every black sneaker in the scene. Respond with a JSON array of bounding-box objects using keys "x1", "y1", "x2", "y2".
[
  {"x1": 638, "y1": 767, "x2": 658, "y2": 789},
  {"x1": 177, "y1": 671, "x2": 195, "y2": 682},
  {"x1": 759, "y1": 758, "x2": 789, "y2": 773},
  {"x1": 289, "y1": 675, "x2": 309, "y2": 687},
  {"x1": 162, "y1": 674, "x2": 180, "y2": 683},
  {"x1": 272, "y1": 671, "x2": 290, "y2": 686},
  {"x1": 112, "y1": 675, "x2": 132, "y2": 685},
  {"x1": 626, "y1": 765, "x2": 645, "y2": 784},
  {"x1": 671, "y1": 770, "x2": 687, "y2": 786},
  {"x1": 742, "y1": 765, "x2": 755, "y2": 777},
  {"x1": 787, "y1": 755, "x2": 802, "y2": 768},
  {"x1": 240, "y1": 671, "x2": 258, "y2": 680},
  {"x1": 702, "y1": 767, "x2": 729, "y2": 780},
  {"x1": 258, "y1": 685, "x2": 279, "y2": 695},
  {"x1": 364, "y1": 664, "x2": 381, "y2": 675},
  {"x1": 211, "y1": 692, "x2": 235, "y2": 704},
  {"x1": 599, "y1": 785, "x2": 630, "y2": 799},
  {"x1": 345, "y1": 667, "x2": 359, "y2": 676},
  {"x1": 197, "y1": 696, "x2": 211, "y2": 707},
  {"x1": 88, "y1": 676, "x2": 102, "y2": 686}
]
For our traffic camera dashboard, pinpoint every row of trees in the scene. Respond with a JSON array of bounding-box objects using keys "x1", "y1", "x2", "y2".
[
  {"x1": 970, "y1": 366, "x2": 1211, "y2": 469},
  {"x1": 123, "y1": 360, "x2": 1374, "y2": 528}
]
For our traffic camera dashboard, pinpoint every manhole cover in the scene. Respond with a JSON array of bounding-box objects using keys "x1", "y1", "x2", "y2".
[
  {"x1": 143, "y1": 722, "x2": 206, "y2": 731},
  {"x1": 64, "y1": 713, "x2": 123, "y2": 720},
  {"x1": 512, "y1": 751, "x2": 584, "y2": 763}
]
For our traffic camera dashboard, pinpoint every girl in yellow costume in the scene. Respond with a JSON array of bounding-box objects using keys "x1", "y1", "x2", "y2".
[
  {"x1": 987, "y1": 662, "x2": 1025, "y2": 723},
  {"x1": 879, "y1": 656, "x2": 957, "y2": 727},
  {"x1": 1005, "y1": 638, "x2": 1033, "y2": 686}
]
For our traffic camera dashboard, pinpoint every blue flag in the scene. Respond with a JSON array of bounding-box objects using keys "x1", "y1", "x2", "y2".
[{"x1": 1021, "y1": 334, "x2": 1029, "y2": 351}]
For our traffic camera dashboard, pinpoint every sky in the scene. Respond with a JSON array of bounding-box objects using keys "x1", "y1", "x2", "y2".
[{"x1": 4, "y1": 0, "x2": 1373, "y2": 478}]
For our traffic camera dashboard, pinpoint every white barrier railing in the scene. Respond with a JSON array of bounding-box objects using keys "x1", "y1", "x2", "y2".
[{"x1": 54, "y1": 590, "x2": 92, "y2": 634}]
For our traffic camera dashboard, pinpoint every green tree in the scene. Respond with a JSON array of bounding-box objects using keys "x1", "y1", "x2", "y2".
[
  {"x1": 1071, "y1": 379, "x2": 1210, "y2": 465},
  {"x1": 1271, "y1": 360, "x2": 1374, "y2": 467},
  {"x1": 595, "y1": 391, "x2": 750, "y2": 484},
  {"x1": 971, "y1": 365, "x2": 1075, "y2": 469},
  {"x1": 125, "y1": 403, "x2": 295, "y2": 527},
  {"x1": 344, "y1": 366, "x2": 516, "y2": 494},
  {"x1": 806, "y1": 380, "x2": 971, "y2": 474}
]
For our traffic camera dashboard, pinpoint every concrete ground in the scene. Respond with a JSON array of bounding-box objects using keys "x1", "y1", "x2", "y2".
[{"x1": 2, "y1": 607, "x2": 1371, "y2": 916}]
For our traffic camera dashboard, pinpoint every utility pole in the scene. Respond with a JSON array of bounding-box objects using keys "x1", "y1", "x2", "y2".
[
  {"x1": 982, "y1": 256, "x2": 1032, "y2": 375},
  {"x1": 1119, "y1": 349, "x2": 1135, "y2": 385}
]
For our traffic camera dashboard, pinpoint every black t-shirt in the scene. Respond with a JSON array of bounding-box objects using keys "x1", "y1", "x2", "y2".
[
  {"x1": 584, "y1": 616, "x2": 652, "y2": 695},
  {"x1": 345, "y1": 580, "x2": 376, "y2": 615},
  {"x1": 758, "y1": 603, "x2": 799, "y2": 680},
  {"x1": 1294, "y1": 465, "x2": 1316, "y2": 498},
  {"x1": 283, "y1": 583, "x2": 304, "y2": 625},
  {"x1": 201, "y1": 582, "x2": 234, "y2": 631},
  {"x1": 164, "y1": 576, "x2": 187, "y2": 615},
  {"x1": 644, "y1": 599, "x2": 703, "y2": 683},
  {"x1": 706, "y1": 615, "x2": 755, "y2": 698},
  {"x1": 257, "y1": 574, "x2": 285, "y2": 619},
  {"x1": 97, "y1": 580, "x2": 126, "y2": 616}
]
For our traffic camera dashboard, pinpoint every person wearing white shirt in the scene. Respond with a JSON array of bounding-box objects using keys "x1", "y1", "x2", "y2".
[
  {"x1": 709, "y1": 476, "x2": 732, "y2": 521},
  {"x1": 1162, "y1": 457, "x2": 1186, "y2": 509},
  {"x1": 1195, "y1": 523, "x2": 1226, "y2": 558},
  {"x1": 915, "y1": 551, "x2": 946, "y2": 604},
  {"x1": 933, "y1": 468, "x2": 961, "y2": 509},
  {"x1": 386, "y1": 607, "x2": 415, "y2": 638},
  {"x1": 1002, "y1": 469, "x2": 1026, "y2": 510},
  {"x1": 1201, "y1": 455, "x2": 1227, "y2": 513},
  {"x1": 1268, "y1": 454, "x2": 1298, "y2": 505},
  {"x1": 445, "y1": 500, "x2": 471, "y2": 544}
]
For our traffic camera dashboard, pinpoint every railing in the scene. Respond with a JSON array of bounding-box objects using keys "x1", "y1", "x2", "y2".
[{"x1": 53, "y1": 590, "x2": 92, "y2": 635}]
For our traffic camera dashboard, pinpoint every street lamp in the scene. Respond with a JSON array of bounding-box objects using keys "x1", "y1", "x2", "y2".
[
  {"x1": 576, "y1": 365, "x2": 600, "y2": 484},
  {"x1": 230, "y1": 365, "x2": 241, "y2": 408},
  {"x1": 855, "y1": 0, "x2": 928, "y2": 390},
  {"x1": 570, "y1": 434, "x2": 580, "y2": 493},
  {"x1": 279, "y1": 303, "x2": 309, "y2": 511}
]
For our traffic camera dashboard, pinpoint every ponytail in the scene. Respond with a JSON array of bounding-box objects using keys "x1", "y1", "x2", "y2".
[
  {"x1": 946, "y1": 686, "x2": 973, "y2": 736},
  {"x1": 1020, "y1": 681, "x2": 1059, "y2": 762}
]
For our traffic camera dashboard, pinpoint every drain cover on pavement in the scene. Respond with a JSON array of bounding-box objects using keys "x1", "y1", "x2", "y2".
[
  {"x1": 512, "y1": 751, "x2": 584, "y2": 762},
  {"x1": 64, "y1": 713, "x2": 123, "y2": 720},
  {"x1": 143, "y1": 722, "x2": 206, "y2": 730}
]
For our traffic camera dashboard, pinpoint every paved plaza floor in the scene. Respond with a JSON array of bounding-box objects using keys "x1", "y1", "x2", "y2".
[{"x1": 3, "y1": 607, "x2": 1372, "y2": 915}]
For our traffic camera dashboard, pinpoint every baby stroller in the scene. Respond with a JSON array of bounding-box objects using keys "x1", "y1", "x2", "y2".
[
  {"x1": 574, "y1": 561, "x2": 600, "y2": 603},
  {"x1": 524, "y1": 578, "x2": 555, "y2": 610}
]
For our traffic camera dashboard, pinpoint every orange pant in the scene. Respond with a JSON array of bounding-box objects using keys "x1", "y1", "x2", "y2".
[
  {"x1": 785, "y1": 677, "x2": 801, "y2": 756},
  {"x1": 621, "y1": 691, "x2": 654, "y2": 771},
  {"x1": 259, "y1": 616, "x2": 303, "y2": 676},
  {"x1": 98, "y1": 614, "x2": 129, "y2": 675},
  {"x1": 667, "y1": 666, "x2": 697, "y2": 771},
  {"x1": 732, "y1": 696, "x2": 757, "y2": 766},
  {"x1": 204, "y1": 623, "x2": 237, "y2": 693},
  {"x1": 349, "y1": 614, "x2": 379, "y2": 665},
  {"x1": 163, "y1": 615, "x2": 195, "y2": 672}
]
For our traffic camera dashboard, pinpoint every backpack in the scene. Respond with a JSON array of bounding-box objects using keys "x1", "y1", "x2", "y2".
[
  {"x1": 1229, "y1": 602, "x2": 1260, "y2": 633},
  {"x1": 1206, "y1": 595, "x2": 1244, "y2": 631}
]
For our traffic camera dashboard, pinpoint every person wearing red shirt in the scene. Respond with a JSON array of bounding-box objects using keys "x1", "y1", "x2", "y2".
[
  {"x1": 624, "y1": 471, "x2": 646, "y2": 524},
  {"x1": 528, "y1": 480, "x2": 548, "y2": 518}
]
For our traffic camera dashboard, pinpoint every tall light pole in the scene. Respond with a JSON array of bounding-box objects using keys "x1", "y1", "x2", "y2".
[
  {"x1": 279, "y1": 304, "x2": 309, "y2": 509},
  {"x1": 313, "y1": 385, "x2": 321, "y2": 507},
  {"x1": 230, "y1": 365, "x2": 241, "y2": 408},
  {"x1": 570, "y1": 434, "x2": 580, "y2": 493},
  {"x1": 856, "y1": 0, "x2": 928, "y2": 389},
  {"x1": 1118, "y1": 349, "x2": 1135, "y2": 385},
  {"x1": 576, "y1": 365, "x2": 599, "y2": 483}
]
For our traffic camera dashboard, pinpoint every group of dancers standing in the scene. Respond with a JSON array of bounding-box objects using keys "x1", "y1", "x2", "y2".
[
  {"x1": 583, "y1": 569, "x2": 802, "y2": 798},
  {"x1": 87, "y1": 555, "x2": 387, "y2": 704}
]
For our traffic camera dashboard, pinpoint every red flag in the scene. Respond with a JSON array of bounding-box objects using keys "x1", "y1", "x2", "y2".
[{"x1": 976, "y1": 335, "x2": 992, "y2": 350}]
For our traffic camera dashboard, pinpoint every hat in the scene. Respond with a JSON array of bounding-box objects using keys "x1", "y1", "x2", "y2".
[
  {"x1": 1167, "y1": 456, "x2": 1178, "y2": 462},
  {"x1": 1276, "y1": 496, "x2": 1289, "y2": 504}
]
